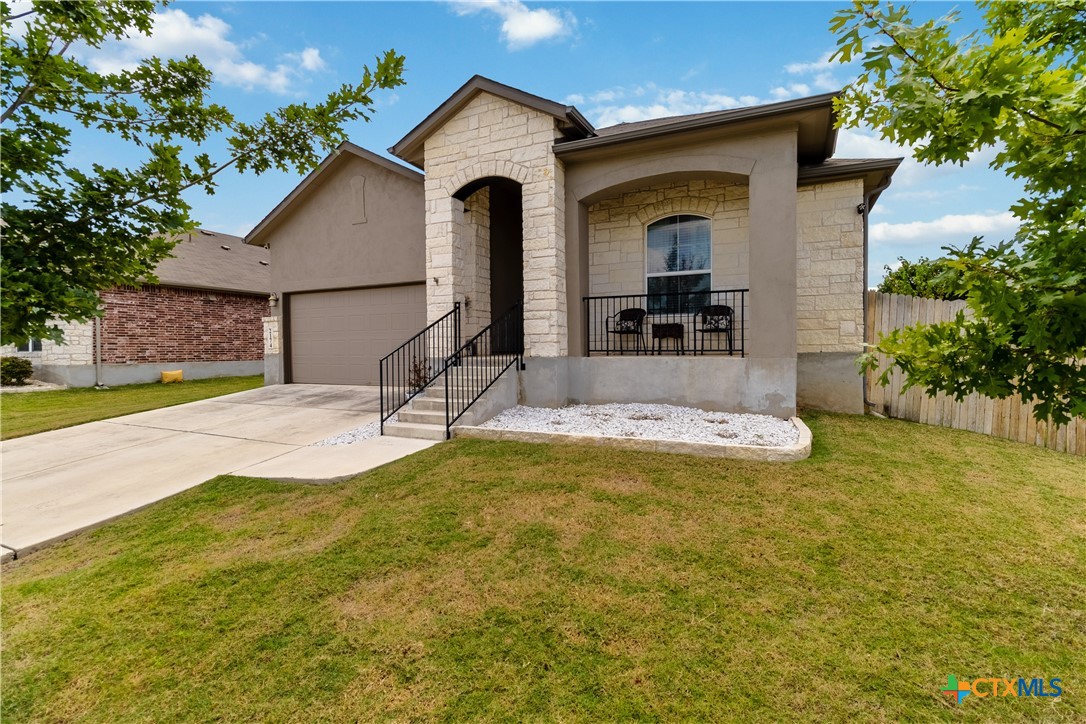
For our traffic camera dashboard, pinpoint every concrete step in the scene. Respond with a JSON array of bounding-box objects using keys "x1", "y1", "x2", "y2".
[
  {"x1": 397, "y1": 408, "x2": 446, "y2": 425},
  {"x1": 421, "y1": 386, "x2": 485, "y2": 401},
  {"x1": 409, "y1": 396, "x2": 447, "y2": 412},
  {"x1": 383, "y1": 421, "x2": 447, "y2": 441}
]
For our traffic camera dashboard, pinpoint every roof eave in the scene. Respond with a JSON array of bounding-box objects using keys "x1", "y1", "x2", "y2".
[
  {"x1": 554, "y1": 91, "x2": 840, "y2": 157},
  {"x1": 798, "y1": 157, "x2": 903, "y2": 206}
]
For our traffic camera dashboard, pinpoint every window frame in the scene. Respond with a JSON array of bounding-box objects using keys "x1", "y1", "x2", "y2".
[{"x1": 644, "y1": 213, "x2": 712, "y2": 313}]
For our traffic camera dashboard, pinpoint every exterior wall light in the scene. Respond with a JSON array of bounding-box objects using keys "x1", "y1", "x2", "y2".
[{"x1": 268, "y1": 293, "x2": 279, "y2": 308}]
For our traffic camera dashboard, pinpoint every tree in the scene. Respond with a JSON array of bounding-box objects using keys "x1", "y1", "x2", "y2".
[
  {"x1": 877, "y1": 256, "x2": 965, "y2": 300},
  {"x1": 831, "y1": 0, "x2": 1086, "y2": 423},
  {"x1": 1, "y1": 1, "x2": 404, "y2": 346}
]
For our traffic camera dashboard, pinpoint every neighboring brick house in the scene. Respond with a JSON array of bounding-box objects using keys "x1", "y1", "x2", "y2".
[
  {"x1": 249, "y1": 76, "x2": 901, "y2": 426},
  {"x1": 4, "y1": 229, "x2": 270, "y2": 386}
]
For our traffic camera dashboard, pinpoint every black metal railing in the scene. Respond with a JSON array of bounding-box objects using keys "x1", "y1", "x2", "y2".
[
  {"x1": 379, "y1": 302, "x2": 460, "y2": 434},
  {"x1": 583, "y1": 289, "x2": 747, "y2": 357},
  {"x1": 443, "y1": 302, "x2": 523, "y2": 439}
]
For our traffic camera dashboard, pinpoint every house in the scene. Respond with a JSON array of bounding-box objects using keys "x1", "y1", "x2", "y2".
[
  {"x1": 3, "y1": 229, "x2": 271, "y2": 386},
  {"x1": 248, "y1": 75, "x2": 900, "y2": 430}
]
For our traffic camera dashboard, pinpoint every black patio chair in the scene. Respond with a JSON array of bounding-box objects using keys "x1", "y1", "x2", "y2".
[
  {"x1": 606, "y1": 307, "x2": 647, "y2": 355},
  {"x1": 696, "y1": 304, "x2": 734, "y2": 355}
]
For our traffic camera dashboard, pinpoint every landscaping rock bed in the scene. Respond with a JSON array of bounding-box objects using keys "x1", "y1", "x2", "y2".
[
  {"x1": 313, "y1": 405, "x2": 811, "y2": 462},
  {"x1": 478, "y1": 403, "x2": 800, "y2": 447}
]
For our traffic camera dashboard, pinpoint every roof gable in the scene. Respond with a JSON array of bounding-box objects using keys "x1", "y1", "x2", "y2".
[
  {"x1": 245, "y1": 142, "x2": 421, "y2": 247},
  {"x1": 389, "y1": 75, "x2": 595, "y2": 168}
]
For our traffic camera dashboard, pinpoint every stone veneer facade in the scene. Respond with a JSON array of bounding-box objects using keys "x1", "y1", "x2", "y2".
[
  {"x1": 0, "y1": 318, "x2": 94, "y2": 366},
  {"x1": 794, "y1": 179, "x2": 865, "y2": 353},
  {"x1": 423, "y1": 91, "x2": 567, "y2": 357},
  {"x1": 462, "y1": 186, "x2": 491, "y2": 336},
  {"x1": 585, "y1": 177, "x2": 864, "y2": 355}
]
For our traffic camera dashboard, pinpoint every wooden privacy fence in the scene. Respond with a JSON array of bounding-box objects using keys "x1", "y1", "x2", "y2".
[{"x1": 865, "y1": 291, "x2": 1085, "y2": 456}]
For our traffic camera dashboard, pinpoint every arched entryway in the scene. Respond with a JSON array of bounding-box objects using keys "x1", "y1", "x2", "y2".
[{"x1": 453, "y1": 176, "x2": 523, "y2": 344}]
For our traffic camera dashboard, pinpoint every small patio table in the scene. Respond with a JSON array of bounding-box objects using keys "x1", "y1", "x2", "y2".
[{"x1": 652, "y1": 322, "x2": 685, "y2": 355}]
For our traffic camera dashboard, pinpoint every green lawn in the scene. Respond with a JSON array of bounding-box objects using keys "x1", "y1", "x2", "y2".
[
  {"x1": 0, "y1": 375, "x2": 263, "y2": 439},
  {"x1": 2, "y1": 413, "x2": 1083, "y2": 721}
]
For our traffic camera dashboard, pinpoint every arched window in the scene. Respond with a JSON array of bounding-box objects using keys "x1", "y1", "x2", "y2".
[{"x1": 646, "y1": 214, "x2": 711, "y2": 313}]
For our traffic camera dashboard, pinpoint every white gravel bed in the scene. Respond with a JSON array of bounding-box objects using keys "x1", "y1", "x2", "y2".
[
  {"x1": 478, "y1": 403, "x2": 799, "y2": 447},
  {"x1": 312, "y1": 417, "x2": 390, "y2": 446}
]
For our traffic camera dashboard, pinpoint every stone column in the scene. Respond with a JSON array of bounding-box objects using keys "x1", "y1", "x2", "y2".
[
  {"x1": 425, "y1": 194, "x2": 466, "y2": 326},
  {"x1": 521, "y1": 159, "x2": 567, "y2": 357}
]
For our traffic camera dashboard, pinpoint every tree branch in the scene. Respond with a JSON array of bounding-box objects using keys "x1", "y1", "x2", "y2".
[
  {"x1": 861, "y1": 8, "x2": 960, "y2": 93},
  {"x1": 1, "y1": 38, "x2": 74, "y2": 124},
  {"x1": 861, "y1": 8, "x2": 1082, "y2": 138},
  {"x1": 3, "y1": 8, "x2": 37, "y2": 21}
]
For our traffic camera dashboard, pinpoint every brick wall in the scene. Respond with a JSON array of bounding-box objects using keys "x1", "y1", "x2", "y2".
[{"x1": 101, "y1": 285, "x2": 266, "y2": 364}]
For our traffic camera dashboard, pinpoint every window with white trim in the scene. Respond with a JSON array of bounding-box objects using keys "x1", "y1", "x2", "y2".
[{"x1": 646, "y1": 214, "x2": 711, "y2": 313}]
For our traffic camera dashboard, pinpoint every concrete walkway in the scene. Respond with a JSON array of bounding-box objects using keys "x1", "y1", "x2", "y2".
[{"x1": 1, "y1": 384, "x2": 437, "y2": 560}]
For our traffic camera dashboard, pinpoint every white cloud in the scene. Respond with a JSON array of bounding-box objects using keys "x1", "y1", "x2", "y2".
[
  {"x1": 770, "y1": 83, "x2": 810, "y2": 100},
  {"x1": 74, "y1": 8, "x2": 326, "y2": 95},
  {"x1": 836, "y1": 129, "x2": 1001, "y2": 189},
  {"x1": 451, "y1": 1, "x2": 576, "y2": 50},
  {"x1": 288, "y1": 47, "x2": 326, "y2": 72},
  {"x1": 573, "y1": 82, "x2": 763, "y2": 127},
  {"x1": 870, "y1": 211, "x2": 1019, "y2": 247},
  {"x1": 784, "y1": 51, "x2": 837, "y2": 75},
  {"x1": 778, "y1": 49, "x2": 849, "y2": 98}
]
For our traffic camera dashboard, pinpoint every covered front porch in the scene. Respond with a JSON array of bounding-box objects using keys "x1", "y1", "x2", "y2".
[{"x1": 583, "y1": 288, "x2": 749, "y2": 357}]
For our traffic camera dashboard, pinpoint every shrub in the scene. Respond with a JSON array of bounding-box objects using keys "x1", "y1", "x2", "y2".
[
  {"x1": 1, "y1": 356, "x2": 34, "y2": 386},
  {"x1": 877, "y1": 257, "x2": 966, "y2": 301},
  {"x1": 408, "y1": 356, "x2": 431, "y2": 392}
]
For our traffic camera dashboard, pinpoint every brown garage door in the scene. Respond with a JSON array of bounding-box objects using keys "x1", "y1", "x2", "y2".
[{"x1": 288, "y1": 284, "x2": 427, "y2": 384}]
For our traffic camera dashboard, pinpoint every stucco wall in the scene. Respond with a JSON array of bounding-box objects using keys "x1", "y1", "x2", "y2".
[
  {"x1": 796, "y1": 178, "x2": 865, "y2": 353},
  {"x1": 423, "y1": 91, "x2": 567, "y2": 356},
  {"x1": 519, "y1": 356, "x2": 797, "y2": 418},
  {"x1": 263, "y1": 153, "x2": 426, "y2": 294}
]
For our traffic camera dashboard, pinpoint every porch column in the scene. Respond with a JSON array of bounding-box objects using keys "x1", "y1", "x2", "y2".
[
  {"x1": 747, "y1": 130, "x2": 798, "y2": 390},
  {"x1": 563, "y1": 192, "x2": 589, "y2": 357}
]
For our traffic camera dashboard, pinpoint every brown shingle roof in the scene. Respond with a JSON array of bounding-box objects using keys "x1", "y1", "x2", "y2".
[
  {"x1": 592, "y1": 110, "x2": 728, "y2": 137},
  {"x1": 154, "y1": 229, "x2": 270, "y2": 295}
]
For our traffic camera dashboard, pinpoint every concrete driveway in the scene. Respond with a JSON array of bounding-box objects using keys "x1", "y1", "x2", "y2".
[{"x1": 1, "y1": 384, "x2": 435, "y2": 559}]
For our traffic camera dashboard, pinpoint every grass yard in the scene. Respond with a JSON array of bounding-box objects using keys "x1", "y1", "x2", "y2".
[
  {"x1": 0, "y1": 375, "x2": 262, "y2": 439},
  {"x1": 2, "y1": 413, "x2": 1083, "y2": 721}
]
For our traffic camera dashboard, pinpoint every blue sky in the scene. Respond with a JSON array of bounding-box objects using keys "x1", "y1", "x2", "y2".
[{"x1": 26, "y1": 1, "x2": 1026, "y2": 285}]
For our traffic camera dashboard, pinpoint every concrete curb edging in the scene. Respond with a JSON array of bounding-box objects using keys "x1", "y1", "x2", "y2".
[{"x1": 454, "y1": 416, "x2": 812, "y2": 461}]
